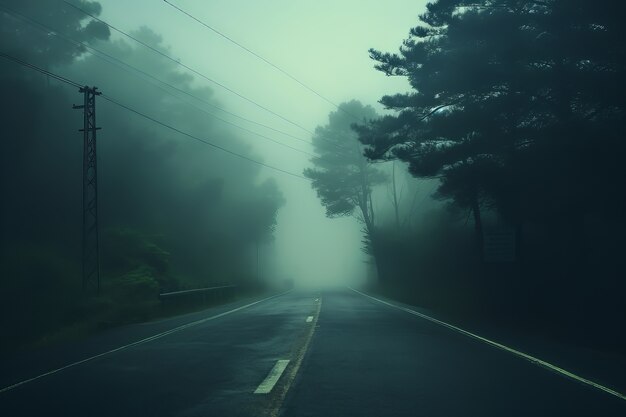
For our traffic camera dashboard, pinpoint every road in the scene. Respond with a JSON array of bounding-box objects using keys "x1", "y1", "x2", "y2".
[{"x1": 0, "y1": 289, "x2": 624, "y2": 416}]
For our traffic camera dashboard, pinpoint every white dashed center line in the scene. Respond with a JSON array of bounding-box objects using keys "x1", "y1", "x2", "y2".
[
  {"x1": 306, "y1": 316, "x2": 313, "y2": 322},
  {"x1": 254, "y1": 360, "x2": 290, "y2": 394}
]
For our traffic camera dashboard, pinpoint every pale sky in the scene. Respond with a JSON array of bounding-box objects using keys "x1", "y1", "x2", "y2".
[{"x1": 99, "y1": 0, "x2": 430, "y2": 286}]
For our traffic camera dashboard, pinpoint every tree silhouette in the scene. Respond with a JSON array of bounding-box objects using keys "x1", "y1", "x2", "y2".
[
  {"x1": 357, "y1": 0, "x2": 626, "y2": 242},
  {"x1": 304, "y1": 100, "x2": 385, "y2": 235}
]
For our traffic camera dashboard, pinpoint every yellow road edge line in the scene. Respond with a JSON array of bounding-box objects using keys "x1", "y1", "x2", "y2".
[
  {"x1": 349, "y1": 287, "x2": 626, "y2": 402},
  {"x1": 0, "y1": 290, "x2": 293, "y2": 394}
]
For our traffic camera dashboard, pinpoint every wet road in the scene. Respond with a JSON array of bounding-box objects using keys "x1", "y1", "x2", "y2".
[{"x1": 1, "y1": 289, "x2": 624, "y2": 416}]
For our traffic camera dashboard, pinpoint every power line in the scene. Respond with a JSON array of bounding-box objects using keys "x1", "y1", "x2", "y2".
[
  {"x1": 61, "y1": 0, "x2": 352, "y2": 153},
  {"x1": 61, "y1": 0, "x2": 317, "y2": 136},
  {"x1": 100, "y1": 95, "x2": 310, "y2": 180},
  {"x1": 0, "y1": 50, "x2": 310, "y2": 180},
  {"x1": 170, "y1": 94, "x2": 315, "y2": 157},
  {"x1": 0, "y1": 4, "x2": 314, "y2": 157},
  {"x1": 0, "y1": 51, "x2": 82, "y2": 88},
  {"x1": 163, "y1": 0, "x2": 344, "y2": 111}
]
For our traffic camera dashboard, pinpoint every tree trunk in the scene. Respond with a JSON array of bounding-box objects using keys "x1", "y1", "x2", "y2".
[
  {"x1": 471, "y1": 197, "x2": 484, "y2": 260},
  {"x1": 392, "y1": 162, "x2": 400, "y2": 229},
  {"x1": 367, "y1": 227, "x2": 385, "y2": 283},
  {"x1": 359, "y1": 178, "x2": 375, "y2": 235}
]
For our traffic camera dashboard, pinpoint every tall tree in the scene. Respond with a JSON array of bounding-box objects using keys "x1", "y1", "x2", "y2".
[
  {"x1": 356, "y1": 0, "x2": 626, "y2": 237},
  {"x1": 304, "y1": 100, "x2": 385, "y2": 237}
]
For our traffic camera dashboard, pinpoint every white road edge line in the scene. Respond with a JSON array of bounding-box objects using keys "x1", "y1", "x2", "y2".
[
  {"x1": 254, "y1": 359, "x2": 290, "y2": 394},
  {"x1": 349, "y1": 287, "x2": 626, "y2": 402},
  {"x1": 306, "y1": 316, "x2": 313, "y2": 323},
  {"x1": 0, "y1": 290, "x2": 292, "y2": 394}
]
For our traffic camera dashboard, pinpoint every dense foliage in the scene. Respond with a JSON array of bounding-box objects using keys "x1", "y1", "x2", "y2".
[
  {"x1": 359, "y1": 0, "x2": 626, "y2": 227},
  {"x1": 356, "y1": 0, "x2": 626, "y2": 349},
  {"x1": 0, "y1": 0, "x2": 284, "y2": 348},
  {"x1": 304, "y1": 100, "x2": 384, "y2": 234}
]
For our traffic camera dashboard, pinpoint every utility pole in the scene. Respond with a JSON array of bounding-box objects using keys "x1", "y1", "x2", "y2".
[{"x1": 73, "y1": 86, "x2": 102, "y2": 294}]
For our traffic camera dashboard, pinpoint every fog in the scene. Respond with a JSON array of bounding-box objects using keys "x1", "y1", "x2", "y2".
[
  {"x1": 95, "y1": 0, "x2": 429, "y2": 288},
  {"x1": 2, "y1": 2, "x2": 626, "y2": 415},
  {"x1": 3, "y1": 0, "x2": 625, "y2": 360},
  {"x1": 0, "y1": 0, "x2": 430, "y2": 344}
]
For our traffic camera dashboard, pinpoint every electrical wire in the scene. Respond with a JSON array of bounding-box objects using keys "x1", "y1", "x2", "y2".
[
  {"x1": 61, "y1": 0, "x2": 352, "y2": 152},
  {"x1": 0, "y1": 4, "x2": 314, "y2": 157},
  {"x1": 61, "y1": 0, "x2": 317, "y2": 136},
  {"x1": 163, "y1": 0, "x2": 343, "y2": 111},
  {"x1": 163, "y1": 0, "x2": 363, "y2": 122},
  {"x1": 0, "y1": 50, "x2": 311, "y2": 180},
  {"x1": 0, "y1": 51, "x2": 82, "y2": 88},
  {"x1": 100, "y1": 95, "x2": 311, "y2": 180}
]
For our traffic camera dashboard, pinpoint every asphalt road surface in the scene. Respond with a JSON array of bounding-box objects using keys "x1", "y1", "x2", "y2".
[{"x1": 1, "y1": 289, "x2": 624, "y2": 416}]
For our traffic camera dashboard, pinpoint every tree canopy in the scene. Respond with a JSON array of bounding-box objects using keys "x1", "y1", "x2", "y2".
[
  {"x1": 304, "y1": 100, "x2": 385, "y2": 233},
  {"x1": 0, "y1": 0, "x2": 286, "y2": 345},
  {"x1": 357, "y1": 0, "x2": 626, "y2": 226}
]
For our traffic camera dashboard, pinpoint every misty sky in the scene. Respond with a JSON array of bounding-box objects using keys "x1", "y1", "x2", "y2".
[{"x1": 97, "y1": 0, "x2": 429, "y2": 286}]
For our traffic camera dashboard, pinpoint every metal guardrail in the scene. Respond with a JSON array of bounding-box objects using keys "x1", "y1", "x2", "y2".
[{"x1": 159, "y1": 285, "x2": 237, "y2": 299}]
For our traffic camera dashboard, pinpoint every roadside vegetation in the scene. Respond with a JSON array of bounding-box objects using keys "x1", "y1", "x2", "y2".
[
  {"x1": 307, "y1": 0, "x2": 626, "y2": 353},
  {"x1": 0, "y1": 1, "x2": 283, "y2": 352}
]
